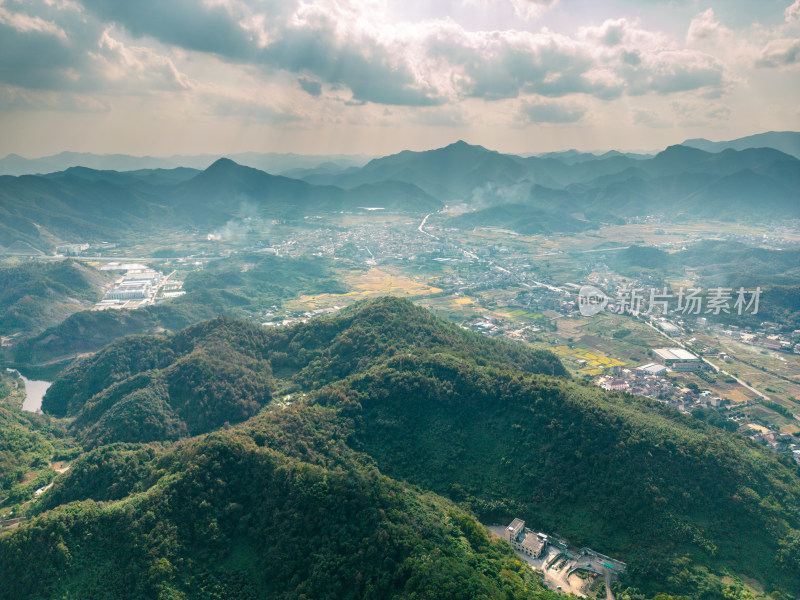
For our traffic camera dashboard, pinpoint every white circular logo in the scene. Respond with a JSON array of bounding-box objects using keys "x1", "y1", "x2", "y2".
[{"x1": 578, "y1": 285, "x2": 609, "y2": 317}]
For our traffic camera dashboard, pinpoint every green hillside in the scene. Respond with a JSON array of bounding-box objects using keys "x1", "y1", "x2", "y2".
[
  {"x1": 337, "y1": 355, "x2": 800, "y2": 595},
  {"x1": 42, "y1": 298, "x2": 564, "y2": 445},
  {"x1": 2, "y1": 426, "x2": 561, "y2": 600},
  {"x1": 4, "y1": 298, "x2": 799, "y2": 598},
  {"x1": 0, "y1": 370, "x2": 81, "y2": 510},
  {"x1": 0, "y1": 259, "x2": 111, "y2": 335},
  {"x1": 11, "y1": 253, "x2": 347, "y2": 367}
]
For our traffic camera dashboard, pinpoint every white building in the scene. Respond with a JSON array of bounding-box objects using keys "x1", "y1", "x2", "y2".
[{"x1": 653, "y1": 348, "x2": 701, "y2": 372}]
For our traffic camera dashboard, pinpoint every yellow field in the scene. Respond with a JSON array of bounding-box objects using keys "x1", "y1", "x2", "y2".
[
  {"x1": 346, "y1": 268, "x2": 442, "y2": 295},
  {"x1": 552, "y1": 345, "x2": 626, "y2": 376},
  {"x1": 453, "y1": 296, "x2": 475, "y2": 305},
  {"x1": 289, "y1": 268, "x2": 442, "y2": 311}
]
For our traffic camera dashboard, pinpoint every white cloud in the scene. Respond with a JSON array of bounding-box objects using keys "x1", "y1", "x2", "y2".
[
  {"x1": 58, "y1": 0, "x2": 732, "y2": 106},
  {"x1": 509, "y1": 0, "x2": 558, "y2": 20},
  {"x1": 92, "y1": 30, "x2": 194, "y2": 92},
  {"x1": 786, "y1": 0, "x2": 800, "y2": 23},
  {"x1": 0, "y1": 0, "x2": 797, "y2": 152},
  {"x1": 687, "y1": 8, "x2": 732, "y2": 45},
  {"x1": 756, "y1": 38, "x2": 800, "y2": 67},
  {"x1": 462, "y1": 0, "x2": 558, "y2": 21},
  {"x1": 0, "y1": 4, "x2": 66, "y2": 39}
]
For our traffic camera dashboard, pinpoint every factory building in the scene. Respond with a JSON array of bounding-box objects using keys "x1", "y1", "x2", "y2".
[
  {"x1": 106, "y1": 282, "x2": 151, "y2": 300},
  {"x1": 653, "y1": 348, "x2": 701, "y2": 372}
]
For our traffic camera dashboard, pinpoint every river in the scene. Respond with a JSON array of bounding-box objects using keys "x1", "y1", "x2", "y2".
[{"x1": 6, "y1": 368, "x2": 51, "y2": 413}]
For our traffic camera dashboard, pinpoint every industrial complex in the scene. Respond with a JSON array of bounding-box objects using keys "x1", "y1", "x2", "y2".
[{"x1": 95, "y1": 263, "x2": 183, "y2": 310}]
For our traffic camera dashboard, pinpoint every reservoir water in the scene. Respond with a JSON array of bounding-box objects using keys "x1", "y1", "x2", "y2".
[{"x1": 6, "y1": 368, "x2": 50, "y2": 413}]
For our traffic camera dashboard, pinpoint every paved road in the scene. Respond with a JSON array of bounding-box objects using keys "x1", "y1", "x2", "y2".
[
  {"x1": 605, "y1": 571, "x2": 615, "y2": 600},
  {"x1": 642, "y1": 319, "x2": 769, "y2": 400},
  {"x1": 576, "y1": 246, "x2": 629, "y2": 254},
  {"x1": 418, "y1": 213, "x2": 435, "y2": 237}
]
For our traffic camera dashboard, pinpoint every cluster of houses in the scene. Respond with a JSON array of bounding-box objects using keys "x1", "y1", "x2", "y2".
[
  {"x1": 716, "y1": 323, "x2": 800, "y2": 354},
  {"x1": 596, "y1": 367, "x2": 727, "y2": 411},
  {"x1": 741, "y1": 424, "x2": 800, "y2": 463}
]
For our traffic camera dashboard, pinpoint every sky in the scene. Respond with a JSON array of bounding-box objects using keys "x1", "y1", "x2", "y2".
[{"x1": 1, "y1": 0, "x2": 798, "y2": 157}]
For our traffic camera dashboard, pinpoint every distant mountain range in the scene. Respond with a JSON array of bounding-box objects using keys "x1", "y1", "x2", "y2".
[
  {"x1": 682, "y1": 131, "x2": 800, "y2": 159},
  {"x1": 0, "y1": 151, "x2": 372, "y2": 177},
  {"x1": 0, "y1": 158, "x2": 441, "y2": 252},
  {"x1": 303, "y1": 139, "x2": 799, "y2": 231},
  {"x1": 0, "y1": 133, "x2": 798, "y2": 251}
]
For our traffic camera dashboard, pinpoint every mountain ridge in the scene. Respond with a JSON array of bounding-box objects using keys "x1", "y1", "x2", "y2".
[{"x1": 682, "y1": 131, "x2": 800, "y2": 159}]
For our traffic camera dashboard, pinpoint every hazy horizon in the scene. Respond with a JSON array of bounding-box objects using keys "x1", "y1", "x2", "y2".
[{"x1": 4, "y1": 130, "x2": 800, "y2": 163}]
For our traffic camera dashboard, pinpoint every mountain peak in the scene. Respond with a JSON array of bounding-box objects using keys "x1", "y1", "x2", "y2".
[
  {"x1": 655, "y1": 144, "x2": 711, "y2": 162},
  {"x1": 442, "y1": 140, "x2": 488, "y2": 153},
  {"x1": 206, "y1": 157, "x2": 241, "y2": 171}
]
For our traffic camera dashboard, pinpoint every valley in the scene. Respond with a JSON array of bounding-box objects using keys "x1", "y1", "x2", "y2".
[{"x1": 1, "y1": 137, "x2": 799, "y2": 600}]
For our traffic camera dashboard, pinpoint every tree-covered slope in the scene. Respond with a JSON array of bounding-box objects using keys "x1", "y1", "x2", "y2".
[
  {"x1": 0, "y1": 370, "x2": 81, "y2": 510},
  {"x1": 42, "y1": 298, "x2": 565, "y2": 439},
  {"x1": 329, "y1": 354, "x2": 800, "y2": 594},
  {"x1": 1, "y1": 429, "x2": 561, "y2": 600},
  {"x1": 15, "y1": 297, "x2": 800, "y2": 598},
  {"x1": 42, "y1": 298, "x2": 566, "y2": 422},
  {"x1": 42, "y1": 321, "x2": 275, "y2": 447},
  {"x1": 11, "y1": 253, "x2": 347, "y2": 366},
  {"x1": 0, "y1": 259, "x2": 111, "y2": 335},
  {"x1": 257, "y1": 296, "x2": 567, "y2": 388}
]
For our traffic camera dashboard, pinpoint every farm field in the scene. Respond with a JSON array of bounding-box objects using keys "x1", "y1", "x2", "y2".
[{"x1": 288, "y1": 267, "x2": 444, "y2": 312}]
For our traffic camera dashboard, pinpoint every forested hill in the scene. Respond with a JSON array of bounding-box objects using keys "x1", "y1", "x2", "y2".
[
  {"x1": 42, "y1": 298, "x2": 565, "y2": 446},
  {"x1": 0, "y1": 259, "x2": 111, "y2": 335},
  {"x1": 6, "y1": 297, "x2": 800, "y2": 598},
  {"x1": 2, "y1": 430, "x2": 562, "y2": 600},
  {"x1": 11, "y1": 253, "x2": 347, "y2": 367}
]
